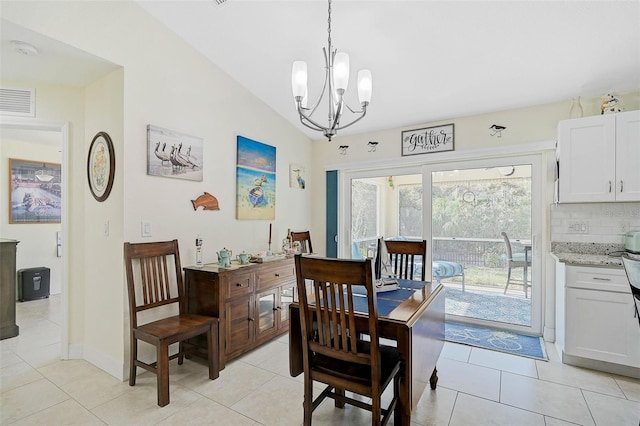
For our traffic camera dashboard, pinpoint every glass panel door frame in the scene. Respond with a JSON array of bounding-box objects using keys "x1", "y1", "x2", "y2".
[
  {"x1": 339, "y1": 166, "x2": 422, "y2": 259},
  {"x1": 423, "y1": 153, "x2": 544, "y2": 335}
]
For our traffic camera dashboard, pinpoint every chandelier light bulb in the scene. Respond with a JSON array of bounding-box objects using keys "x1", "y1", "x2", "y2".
[
  {"x1": 357, "y1": 70, "x2": 372, "y2": 105},
  {"x1": 333, "y1": 52, "x2": 350, "y2": 92},
  {"x1": 291, "y1": 61, "x2": 308, "y2": 99}
]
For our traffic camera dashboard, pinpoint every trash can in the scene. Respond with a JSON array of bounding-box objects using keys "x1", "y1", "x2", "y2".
[{"x1": 17, "y1": 267, "x2": 50, "y2": 301}]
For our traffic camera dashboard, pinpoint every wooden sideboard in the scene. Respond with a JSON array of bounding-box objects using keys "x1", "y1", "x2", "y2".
[
  {"x1": 184, "y1": 257, "x2": 295, "y2": 369},
  {"x1": 1, "y1": 239, "x2": 19, "y2": 340}
]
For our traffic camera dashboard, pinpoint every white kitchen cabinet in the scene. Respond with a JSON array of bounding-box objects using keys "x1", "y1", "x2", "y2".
[
  {"x1": 562, "y1": 265, "x2": 640, "y2": 369},
  {"x1": 557, "y1": 110, "x2": 640, "y2": 202}
]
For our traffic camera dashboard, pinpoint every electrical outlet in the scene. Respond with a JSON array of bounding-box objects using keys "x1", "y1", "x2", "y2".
[
  {"x1": 568, "y1": 221, "x2": 589, "y2": 233},
  {"x1": 620, "y1": 222, "x2": 629, "y2": 234}
]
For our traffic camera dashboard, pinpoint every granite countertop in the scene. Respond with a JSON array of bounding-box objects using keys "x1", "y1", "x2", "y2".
[{"x1": 551, "y1": 242, "x2": 625, "y2": 267}]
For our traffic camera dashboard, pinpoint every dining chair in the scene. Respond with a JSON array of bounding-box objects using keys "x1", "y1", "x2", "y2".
[
  {"x1": 383, "y1": 239, "x2": 427, "y2": 281},
  {"x1": 294, "y1": 255, "x2": 401, "y2": 425},
  {"x1": 501, "y1": 232, "x2": 532, "y2": 298},
  {"x1": 291, "y1": 230, "x2": 313, "y2": 253},
  {"x1": 124, "y1": 239, "x2": 219, "y2": 407},
  {"x1": 621, "y1": 253, "x2": 640, "y2": 327}
]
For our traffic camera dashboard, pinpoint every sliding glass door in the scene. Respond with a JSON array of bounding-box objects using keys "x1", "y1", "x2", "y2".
[
  {"x1": 340, "y1": 153, "x2": 543, "y2": 335},
  {"x1": 424, "y1": 155, "x2": 542, "y2": 334}
]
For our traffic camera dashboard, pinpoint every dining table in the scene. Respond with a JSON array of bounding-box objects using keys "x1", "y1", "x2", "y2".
[{"x1": 288, "y1": 278, "x2": 445, "y2": 425}]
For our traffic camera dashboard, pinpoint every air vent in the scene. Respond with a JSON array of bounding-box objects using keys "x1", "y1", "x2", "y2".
[{"x1": 0, "y1": 87, "x2": 35, "y2": 117}]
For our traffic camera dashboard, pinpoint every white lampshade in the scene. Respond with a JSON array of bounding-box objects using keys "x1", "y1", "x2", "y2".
[
  {"x1": 333, "y1": 52, "x2": 350, "y2": 92},
  {"x1": 291, "y1": 61, "x2": 308, "y2": 98},
  {"x1": 357, "y1": 69, "x2": 372, "y2": 104}
]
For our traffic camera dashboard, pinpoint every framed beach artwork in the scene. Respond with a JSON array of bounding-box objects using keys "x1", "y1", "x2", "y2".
[
  {"x1": 10, "y1": 158, "x2": 62, "y2": 223},
  {"x1": 236, "y1": 136, "x2": 276, "y2": 220},
  {"x1": 289, "y1": 164, "x2": 306, "y2": 189},
  {"x1": 147, "y1": 124, "x2": 203, "y2": 181}
]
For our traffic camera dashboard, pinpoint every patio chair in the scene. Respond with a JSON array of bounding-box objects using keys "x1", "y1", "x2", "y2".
[
  {"x1": 501, "y1": 232, "x2": 531, "y2": 298},
  {"x1": 621, "y1": 253, "x2": 640, "y2": 327}
]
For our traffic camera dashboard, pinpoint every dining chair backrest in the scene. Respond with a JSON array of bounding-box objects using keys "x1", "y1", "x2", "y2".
[
  {"x1": 621, "y1": 253, "x2": 640, "y2": 327},
  {"x1": 295, "y1": 254, "x2": 380, "y2": 365},
  {"x1": 125, "y1": 239, "x2": 185, "y2": 325},
  {"x1": 291, "y1": 230, "x2": 313, "y2": 254},
  {"x1": 383, "y1": 239, "x2": 427, "y2": 281}
]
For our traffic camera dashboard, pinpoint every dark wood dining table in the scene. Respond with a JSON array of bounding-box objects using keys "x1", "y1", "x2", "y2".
[{"x1": 288, "y1": 279, "x2": 445, "y2": 425}]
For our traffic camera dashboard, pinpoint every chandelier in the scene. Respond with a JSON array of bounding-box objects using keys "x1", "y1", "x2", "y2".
[{"x1": 291, "y1": 0, "x2": 372, "y2": 141}]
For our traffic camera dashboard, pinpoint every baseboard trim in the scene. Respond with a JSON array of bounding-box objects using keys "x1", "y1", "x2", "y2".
[{"x1": 562, "y1": 351, "x2": 640, "y2": 379}]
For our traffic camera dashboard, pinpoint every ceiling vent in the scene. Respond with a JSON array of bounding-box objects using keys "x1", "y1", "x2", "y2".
[{"x1": 0, "y1": 87, "x2": 35, "y2": 117}]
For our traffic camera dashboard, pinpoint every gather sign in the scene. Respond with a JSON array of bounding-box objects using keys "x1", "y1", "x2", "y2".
[{"x1": 401, "y1": 124, "x2": 454, "y2": 156}]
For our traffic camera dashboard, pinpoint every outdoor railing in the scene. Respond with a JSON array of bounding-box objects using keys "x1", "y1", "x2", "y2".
[{"x1": 353, "y1": 236, "x2": 530, "y2": 269}]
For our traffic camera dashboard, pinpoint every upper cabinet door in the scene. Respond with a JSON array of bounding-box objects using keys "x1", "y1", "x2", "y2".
[
  {"x1": 558, "y1": 114, "x2": 616, "y2": 202},
  {"x1": 614, "y1": 110, "x2": 640, "y2": 201}
]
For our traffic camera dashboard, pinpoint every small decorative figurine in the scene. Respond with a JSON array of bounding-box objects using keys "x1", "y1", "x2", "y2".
[
  {"x1": 489, "y1": 124, "x2": 506, "y2": 137},
  {"x1": 600, "y1": 92, "x2": 624, "y2": 115}
]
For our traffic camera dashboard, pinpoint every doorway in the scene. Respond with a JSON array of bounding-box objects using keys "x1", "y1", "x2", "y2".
[{"x1": 1, "y1": 118, "x2": 69, "y2": 359}]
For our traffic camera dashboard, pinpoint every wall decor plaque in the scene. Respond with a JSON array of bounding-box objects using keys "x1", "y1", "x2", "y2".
[{"x1": 401, "y1": 123, "x2": 454, "y2": 156}]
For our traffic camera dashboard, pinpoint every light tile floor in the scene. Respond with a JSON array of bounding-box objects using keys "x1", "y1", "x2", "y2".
[{"x1": 1, "y1": 295, "x2": 639, "y2": 425}]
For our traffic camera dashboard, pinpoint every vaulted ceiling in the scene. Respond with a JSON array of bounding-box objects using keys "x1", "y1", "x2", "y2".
[{"x1": 2, "y1": 1, "x2": 639, "y2": 142}]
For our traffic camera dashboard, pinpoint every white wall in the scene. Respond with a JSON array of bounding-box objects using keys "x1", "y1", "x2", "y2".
[
  {"x1": 0, "y1": 139, "x2": 62, "y2": 294},
  {"x1": 2, "y1": 0, "x2": 313, "y2": 379}
]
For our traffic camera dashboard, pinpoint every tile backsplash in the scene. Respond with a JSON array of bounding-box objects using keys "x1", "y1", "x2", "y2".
[{"x1": 550, "y1": 202, "x2": 640, "y2": 244}]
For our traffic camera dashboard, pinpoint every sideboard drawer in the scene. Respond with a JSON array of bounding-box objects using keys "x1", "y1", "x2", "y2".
[
  {"x1": 224, "y1": 272, "x2": 254, "y2": 299},
  {"x1": 256, "y1": 263, "x2": 296, "y2": 291}
]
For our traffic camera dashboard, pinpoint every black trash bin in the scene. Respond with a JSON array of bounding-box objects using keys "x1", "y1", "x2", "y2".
[{"x1": 17, "y1": 267, "x2": 50, "y2": 301}]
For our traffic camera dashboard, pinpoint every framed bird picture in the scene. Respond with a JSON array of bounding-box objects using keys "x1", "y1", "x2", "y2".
[
  {"x1": 289, "y1": 164, "x2": 306, "y2": 190},
  {"x1": 401, "y1": 123, "x2": 454, "y2": 156},
  {"x1": 146, "y1": 124, "x2": 203, "y2": 181}
]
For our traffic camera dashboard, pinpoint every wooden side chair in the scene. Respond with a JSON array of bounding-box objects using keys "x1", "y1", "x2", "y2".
[
  {"x1": 501, "y1": 232, "x2": 531, "y2": 297},
  {"x1": 124, "y1": 239, "x2": 219, "y2": 407},
  {"x1": 294, "y1": 254, "x2": 401, "y2": 425},
  {"x1": 383, "y1": 239, "x2": 427, "y2": 281},
  {"x1": 291, "y1": 230, "x2": 313, "y2": 253},
  {"x1": 621, "y1": 253, "x2": 640, "y2": 327}
]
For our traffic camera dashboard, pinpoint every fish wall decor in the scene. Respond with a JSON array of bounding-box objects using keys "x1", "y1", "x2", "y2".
[{"x1": 191, "y1": 192, "x2": 220, "y2": 211}]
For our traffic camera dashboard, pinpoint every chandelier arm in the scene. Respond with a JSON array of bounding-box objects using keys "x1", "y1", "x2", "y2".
[
  {"x1": 333, "y1": 107, "x2": 368, "y2": 131},
  {"x1": 296, "y1": 103, "x2": 334, "y2": 132},
  {"x1": 305, "y1": 48, "x2": 331, "y2": 116}
]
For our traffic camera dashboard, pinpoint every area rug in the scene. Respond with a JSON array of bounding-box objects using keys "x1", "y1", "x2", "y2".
[
  {"x1": 445, "y1": 322, "x2": 547, "y2": 360},
  {"x1": 445, "y1": 287, "x2": 531, "y2": 326}
]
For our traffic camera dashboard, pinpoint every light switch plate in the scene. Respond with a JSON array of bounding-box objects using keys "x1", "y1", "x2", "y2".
[{"x1": 141, "y1": 221, "x2": 152, "y2": 237}]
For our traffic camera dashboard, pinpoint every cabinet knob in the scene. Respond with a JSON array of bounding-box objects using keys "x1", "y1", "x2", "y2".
[
  {"x1": 248, "y1": 317, "x2": 254, "y2": 322},
  {"x1": 608, "y1": 181, "x2": 612, "y2": 193},
  {"x1": 236, "y1": 283, "x2": 242, "y2": 287},
  {"x1": 275, "y1": 273, "x2": 280, "y2": 277}
]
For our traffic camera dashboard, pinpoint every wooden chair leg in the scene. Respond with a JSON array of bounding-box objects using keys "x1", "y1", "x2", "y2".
[
  {"x1": 178, "y1": 341, "x2": 184, "y2": 365},
  {"x1": 334, "y1": 388, "x2": 345, "y2": 408},
  {"x1": 303, "y1": 374, "x2": 313, "y2": 426},
  {"x1": 372, "y1": 394, "x2": 381, "y2": 426},
  {"x1": 129, "y1": 336, "x2": 137, "y2": 386},
  {"x1": 157, "y1": 342, "x2": 170, "y2": 407},
  {"x1": 207, "y1": 322, "x2": 219, "y2": 380}
]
